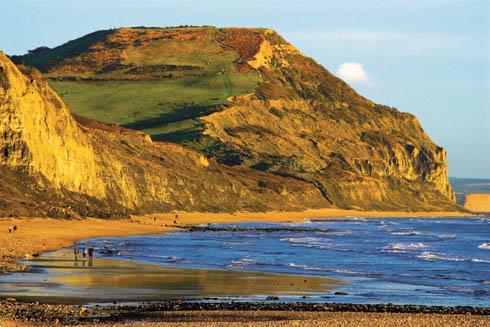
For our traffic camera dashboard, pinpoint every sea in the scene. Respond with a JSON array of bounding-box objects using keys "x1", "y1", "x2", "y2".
[{"x1": 86, "y1": 217, "x2": 490, "y2": 306}]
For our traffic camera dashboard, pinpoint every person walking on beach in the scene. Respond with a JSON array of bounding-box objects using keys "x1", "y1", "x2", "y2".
[
  {"x1": 82, "y1": 246, "x2": 87, "y2": 260},
  {"x1": 73, "y1": 247, "x2": 80, "y2": 261},
  {"x1": 88, "y1": 247, "x2": 94, "y2": 267}
]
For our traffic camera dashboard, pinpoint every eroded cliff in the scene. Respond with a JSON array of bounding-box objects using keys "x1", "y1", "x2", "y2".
[
  {"x1": 0, "y1": 52, "x2": 327, "y2": 217},
  {"x1": 203, "y1": 29, "x2": 456, "y2": 210}
]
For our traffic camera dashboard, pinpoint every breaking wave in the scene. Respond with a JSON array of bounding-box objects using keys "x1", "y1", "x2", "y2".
[
  {"x1": 382, "y1": 242, "x2": 427, "y2": 253},
  {"x1": 417, "y1": 251, "x2": 466, "y2": 262},
  {"x1": 478, "y1": 243, "x2": 490, "y2": 250}
]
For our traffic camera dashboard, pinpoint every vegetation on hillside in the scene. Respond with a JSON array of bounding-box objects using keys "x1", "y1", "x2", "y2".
[{"x1": 14, "y1": 27, "x2": 260, "y2": 148}]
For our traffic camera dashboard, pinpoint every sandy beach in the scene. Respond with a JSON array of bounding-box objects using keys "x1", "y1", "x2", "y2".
[{"x1": 0, "y1": 209, "x2": 483, "y2": 326}]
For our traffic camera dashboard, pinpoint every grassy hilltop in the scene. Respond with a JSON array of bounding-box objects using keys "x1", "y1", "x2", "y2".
[{"x1": 14, "y1": 27, "x2": 260, "y2": 147}]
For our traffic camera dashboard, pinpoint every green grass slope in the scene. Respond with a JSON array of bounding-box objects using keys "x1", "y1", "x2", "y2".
[{"x1": 14, "y1": 27, "x2": 260, "y2": 146}]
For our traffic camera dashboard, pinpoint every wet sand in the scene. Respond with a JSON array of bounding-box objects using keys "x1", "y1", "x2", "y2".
[
  {"x1": 0, "y1": 249, "x2": 338, "y2": 303},
  {"x1": 0, "y1": 217, "x2": 164, "y2": 273}
]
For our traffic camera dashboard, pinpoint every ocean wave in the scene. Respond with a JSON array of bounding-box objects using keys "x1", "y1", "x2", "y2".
[
  {"x1": 471, "y1": 258, "x2": 490, "y2": 263},
  {"x1": 281, "y1": 219, "x2": 312, "y2": 227},
  {"x1": 288, "y1": 263, "x2": 328, "y2": 271},
  {"x1": 443, "y1": 286, "x2": 476, "y2": 294},
  {"x1": 417, "y1": 251, "x2": 466, "y2": 262},
  {"x1": 280, "y1": 237, "x2": 332, "y2": 249},
  {"x1": 478, "y1": 243, "x2": 490, "y2": 250},
  {"x1": 227, "y1": 257, "x2": 256, "y2": 268},
  {"x1": 436, "y1": 233, "x2": 457, "y2": 239},
  {"x1": 142, "y1": 254, "x2": 186, "y2": 263},
  {"x1": 333, "y1": 268, "x2": 363, "y2": 275},
  {"x1": 280, "y1": 237, "x2": 322, "y2": 243},
  {"x1": 390, "y1": 230, "x2": 456, "y2": 239},
  {"x1": 318, "y1": 230, "x2": 352, "y2": 236},
  {"x1": 383, "y1": 242, "x2": 427, "y2": 253},
  {"x1": 390, "y1": 231, "x2": 417, "y2": 236},
  {"x1": 287, "y1": 263, "x2": 362, "y2": 275}
]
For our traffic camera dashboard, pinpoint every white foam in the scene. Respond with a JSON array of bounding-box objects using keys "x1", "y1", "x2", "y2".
[
  {"x1": 436, "y1": 233, "x2": 457, "y2": 239},
  {"x1": 288, "y1": 263, "x2": 327, "y2": 271},
  {"x1": 478, "y1": 242, "x2": 490, "y2": 250},
  {"x1": 417, "y1": 251, "x2": 465, "y2": 262},
  {"x1": 287, "y1": 263, "x2": 362, "y2": 275},
  {"x1": 322, "y1": 230, "x2": 352, "y2": 236},
  {"x1": 390, "y1": 230, "x2": 456, "y2": 239},
  {"x1": 280, "y1": 237, "x2": 333, "y2": 249},
  {"x1": 282, "y1": 219, "x2": 312, "y2": 227},
  {"x1": 471, "y1": 258, "x2": 490, "y2": 263},
  {"x1": 228, "y1": 257, "x2": 256, "y2": 268},
  {"x1": 383, "y1": 242, "x2": 427, "y2": 252},
  {"x1": 280, "y1": 237, "x2": 321, "y2": 243}
]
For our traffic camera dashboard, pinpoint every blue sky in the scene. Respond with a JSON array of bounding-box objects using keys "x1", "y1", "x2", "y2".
[{"x1": 1, "y1": 0, "x2": 489, "y2": 178}]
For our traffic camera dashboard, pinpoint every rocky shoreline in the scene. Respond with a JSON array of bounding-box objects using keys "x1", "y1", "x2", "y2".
[
  {"x1": 1, "y1": 299, "x2": 488, "y2": 324},
  {"x1": 177, "y1": 225, "x2": 335, "y2": 233}
]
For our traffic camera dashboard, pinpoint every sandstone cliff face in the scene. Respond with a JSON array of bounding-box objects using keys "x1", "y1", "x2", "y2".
[
  {"x1": 0, "y1": 52, "x2": 327, "y2": 217},
  {"x1": 0, "y1": 54, "x2": 104, "y2": 198},
  {"x1": 464, "y1": 194, "x2": 490, "y2": 213},
  {"x1": 199, "y1": 29, "x2": 456, "y2": 211}
]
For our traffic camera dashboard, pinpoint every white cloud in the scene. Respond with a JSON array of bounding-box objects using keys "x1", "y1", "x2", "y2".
[{"x1": 336, "y1": 62, "x2": 371, "y2": 86}]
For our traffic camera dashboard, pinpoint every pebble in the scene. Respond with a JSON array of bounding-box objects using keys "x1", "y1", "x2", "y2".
[{"x1": 0, "y1": 300, "x2": 488, "y2": 324}]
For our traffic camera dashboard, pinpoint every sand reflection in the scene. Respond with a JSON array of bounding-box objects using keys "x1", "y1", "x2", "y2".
[{"x1": 0, "y1": 250, "x2": 340, "y2": 303}]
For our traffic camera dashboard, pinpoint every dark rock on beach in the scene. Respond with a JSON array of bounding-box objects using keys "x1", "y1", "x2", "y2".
[
  {"x1": 177, "y1": 225, "x2": 335, "y2": 233},
  {"x1": 0, "y1": 300, "x2": 488, "y2": 324}
]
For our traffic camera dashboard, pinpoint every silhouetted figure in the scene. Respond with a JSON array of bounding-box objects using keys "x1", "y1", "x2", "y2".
[
  {"x1": 8, "y1": 227, "x2": 12, "y2": 233},
  {"x1": 82, "y1": 247, "x2": 87, "y2": 259},
  {"x1": 73, "y1": 247, "x2": 80, "y2": 261},
  {"x1": 88, "y1": 247, "x2": 94, "y2": 267},
  {"x1": 13, "y1": 226, "x2": 17, "y2": 231}
]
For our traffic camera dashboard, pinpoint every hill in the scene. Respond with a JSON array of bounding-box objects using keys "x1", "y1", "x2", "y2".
[
  {"x1": 10, "y1": 26, "x2": 458, "y2": 212},
  {"x1": 0, "y1": 51, "x2": 327, "y2": 217}
]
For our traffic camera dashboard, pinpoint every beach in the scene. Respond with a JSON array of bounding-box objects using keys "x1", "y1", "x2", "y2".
[
  {"x1": 0, "y1": 208, "x2": 474, "y2": 273},
  {"x1": 0, "y1": 209, "x2": 484, "y2": 325}
]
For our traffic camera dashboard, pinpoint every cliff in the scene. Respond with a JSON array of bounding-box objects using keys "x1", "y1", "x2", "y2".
[
  {"x1": 464, "y1": 194, "x2": 490, "y2": 213},
  {"x1": 9, "y1": 26, "x2": 458, "y2": 213},
  {"x1": 0, "y1": 51, "x2": 326, "y2": 217}
]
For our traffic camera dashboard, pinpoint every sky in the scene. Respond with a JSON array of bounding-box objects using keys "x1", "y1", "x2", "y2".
[{"x1": 1, "y1": 0, "x2": 489, "y2": 178}]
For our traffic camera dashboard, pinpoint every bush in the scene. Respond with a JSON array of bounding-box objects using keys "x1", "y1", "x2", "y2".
[{"x1": 16, "y1": 64, "x2": 43, "y2": 82}]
